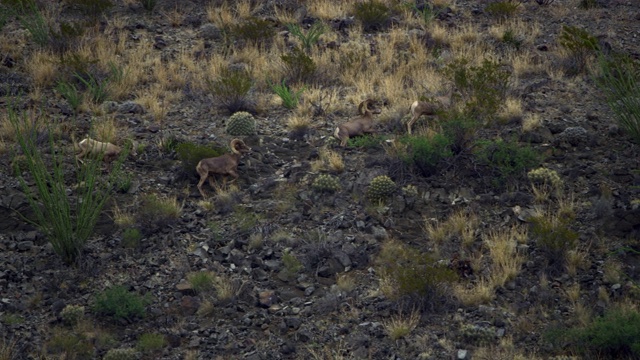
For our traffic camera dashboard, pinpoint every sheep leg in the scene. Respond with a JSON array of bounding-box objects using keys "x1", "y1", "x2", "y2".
[
  {"x1": 197, "y1": 174, "x2": 209, "y2": 198},
  {"x1": 407, "y1": 115, "x2": 419, "y2": 135}
]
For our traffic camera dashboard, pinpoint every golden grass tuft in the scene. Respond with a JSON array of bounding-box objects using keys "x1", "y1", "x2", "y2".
[
  {"x1": 311, "y1": 148, "x2": 345, "y2": 174},
  {"x1": 484, "y1": 226, "x2": 526, "y2": 288},
  {"x1": 522, "y1": 113, "x2": 542, "y2": 132},
  {"x1": 384, "y1": 309, "x2": 420, "y2": 340},
  {"x1": 308, "y1": 0, "x2": 349, "y2": 20},
  {"x1": 27, "y1": 50, "x2": 58, "y2": 88}
]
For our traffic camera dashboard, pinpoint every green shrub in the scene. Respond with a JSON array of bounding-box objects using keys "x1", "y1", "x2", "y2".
[
  {"x1": 269, "y1": 79, "x2": 305, "y2": 109},
  {"x1": 136, "y1": 333, "x2": 166, "y2": 353},
  {"x1": 287, "y1": 22, "x2": 325, "y2": 54},
  {"x1": 401, "y1": 134, "x2": 453, "y2": 176},
  {"x1": 502, "y1": 29, "x2": 523, "y2": 50},
  {"x1": 176, "y1": 141, "x2": 225, "y2": 177},
  {"x1": 103, "y1": 348, "x2": 139, "y2": 360},
  {"x1": 353, "y1": 0, "x2": 392, "y2": 32},
  {"x1": 11, "y1": 0, "x2": 50, "y2": 46},
  {"x1": 475, "y1": 138, "x2": 539, "y2": 186},
  {"x1": 187, "y1": 271, "x2": 215, "y2": 293},
  {"x1": 440, "y1": 112, "x2": 480, "y2": 154},
  {"x1": 232, "y1": 17, "x2": 275, "y2": 46},
  {"x1": 93, "y1": 285, "x2": 146, "y2": 322},
  {"x1": 376, "y1": 240, "x2": 457, "y2": 308},
  {"x1": 225, "y1": 111, "x2": 256, "y2": 136},
  {"x1": 281, "y1": 47, "x2": 316, "y2": 84},
  {"x1": 282, "y1": 251, "x2": 303, "y2": 275},
  {"x1": 207, "y1": 68, "x2": 253, "y2": 113},
  {"x1": 136, "y1": 194, "x2": 182, "y2": 235},
  {"x1": 312, "y1": 174, "x2": 340, "y2": 193},
  {"x1": 56, "y1": 80, "x2": 83, "y2": 113},
  {"x1": 595, "y1": 52, "x2": 640, "y2": 143},
  {"x1": 367, "y1": 175, "x2": 396, "y2": 202},
  {"x1": 122, "y1": 228, "x2": 142, "y2": 249},
  {"x1": 347, "y1": 134, "x2": 387, "y2": 149},
  {"x1": 546, "y1": 307, "x2": 640, "y2": 358},
  {"x1": 530, "y1": 214, "x2": 578, "y2": 275},
  {"x1": 9, "y1": 106, "x2": 126, "y2": 264},
  {"x1": 559, "y1": 25, "x2": 599, "y2": 75},
  {"x1": 47, "y1": 329, "x2": 94, "y2": 360},
  {"x1": 484, "y1": 1, "x2": 520, "y2": 21},
  {"x1": 443, "y1": 59, "x2": 510, "y2": 122}
]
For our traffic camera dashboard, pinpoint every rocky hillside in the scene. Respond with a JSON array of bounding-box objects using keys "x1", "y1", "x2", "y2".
[{"x1": 1, "y1": 0, "x2": 639, "y2": 359}]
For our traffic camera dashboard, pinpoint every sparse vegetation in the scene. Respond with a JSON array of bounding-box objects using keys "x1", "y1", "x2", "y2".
[{"x1": 92, "y1": 285, "x2": 147, "y2": 322}]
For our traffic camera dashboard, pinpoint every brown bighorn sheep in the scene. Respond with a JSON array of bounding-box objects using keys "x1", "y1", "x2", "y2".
[
  {"x1": 196, "y1": 139, "x2": 251, "y2": 197},
  {"x1": 407, "y1": 94, "x2": 452, "y2": 135},
  {"x1": 334, "y1": 99, "x2": 379, "y2": 147},
  {"x1": 76, "y1": 138, "x2": 136, "y2": 164}
]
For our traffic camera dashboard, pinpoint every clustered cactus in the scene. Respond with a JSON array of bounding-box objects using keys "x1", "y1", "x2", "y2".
[
  {"x1": 226, "y1": 111, "x2": 256, "y2": 136},
  {"x1": 527, "y1": 167, "x2": 563, "y2": 190},
  {"x1": 312, "y1": 174, "x2": 340, "y2": 193},
  {"x1": 60, "y1": 304, "x2": 85, "y2": 326},
  {"x1": 367, "y1": 175, "x2": 396, "y2": 202},
  {"x1": 102, "y1": 348, "x2": 139, "y2": 360},
  {"x1": 459, "y1": 324, "x2": 496, "y2": 347}
]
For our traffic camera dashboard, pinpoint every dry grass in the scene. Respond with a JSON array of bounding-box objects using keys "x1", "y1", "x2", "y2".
[
  {"x1": 565, "y1": 283, "x2": 581, "y2": 304},
  {"x1": 473, "y1": 337, "x2": 542, "y2": 360},
  {"x1": 498, "y1": 97, "x2": 523, "y2": 123},
  {"x1": 522, "y1": 112, "x2": 542, "y2": 132},
  {"x1": 213, "y1": 273, "x2": 242, "y2": 302},
  {"x1": 384, "y1": 309, "x2": 420, "y2": 340},
  {"x1": 336, "y1": 273, "x2": 357, "y2": 292},
  {"x1": 311, "y1": 147, "x2": 344, "y2": 173},
  {"x1": 424, "y1": 210, "x2": 479, "y2": 250},
  {"x1": 308, "y1": 0, "x2": 350, "y2": 20},
  {"x1": 485, "y1": 226, "x2": 526, "y2": 288},
  {"x1": 90, "y1": 116, "x2": 119, "y2": 143},
  {"x1": 455, "y1": 278, "x2": 495, "y2": 306},
  {"x1": 26, "y1": 50, "x2": 58, "y2": 88},
  {"x1": 566, "y1": 248, "x2": 589, "y2": 277},
  {"x1": 112, "y1": 203, "x2": 135, "y2": 228}
]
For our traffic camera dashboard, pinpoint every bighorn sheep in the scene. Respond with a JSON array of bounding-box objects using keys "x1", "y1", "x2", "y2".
[
  {"x1": 334, "y1": 99, "x2": 379, "y2": 147},
  {"x1": 407, "y1": 94, "x2": 452, "y2": 135},
  {"x1": 196, "y1": 138, "x2": 251, "y2": 197}
]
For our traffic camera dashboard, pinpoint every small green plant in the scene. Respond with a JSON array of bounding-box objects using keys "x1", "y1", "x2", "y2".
[
  {"x1": 312, "y1": 174, "x2": 341, "y2": 193},
  {"x1": 367, "y1": 175, "x2": 396, "y2": 202},
  {"x1": 347, "y1": 134, "x2": 387, "y2": 149},
  {"x1": 282, "y1": 250, "x2": 303, "y2": 275},
  {"x1": 232, "y1": 205, "x2": 261, "y2": 233},
  {"x1": 55, "y1": 80, "x2": 83, "y2": 113},
  {"x1": 103, "y1": 348, "x2": 139, "y2": 360},
  {"x1": 459, "y1": 324, "x2": 497, "y2": 347},
  {"x1": 121, "y1": 228, "x2": 142, "y2": 249},
  {"x1": 269, "y1": 79, "x2": 305, "y2": 109},
  {"x1": 92, "y1": 285, "x2": 147, "y2": 322},
  {"x1": 406, "y1": 2, "x2": 442, "y2": 27},
  {"x1": 138, "y1": 0, "x2": 157, "y2": 11},
  {"x1": 187, "y1": 271, "x2": 215, "y2": 293},
  {"x1": 595, "y1": 52, "x2": 640, "y2": 143},
  {"x1": 75, "y1": 71, "x2": 110, "y2": 104},
  {"x1": 47, "y1": 329, "x2": 94, "y2": 360},
  {"x1": 578, "y1": 0, "x2": 599, "y2": 9},
  {"x1": 530, "y1": 213, "x2": 578, "y2": 275},
  {"x1": 401, "y1": 134, "x2": 453, "y2": 176},
  {"x1": 136, "y1": 333, "x2": 166, "y2": 353},
  {"x1": 175, "y1": 141, "x2": 225, "y2": 177},
  {"x1": 1, "y1": 313, "x2": 24, "y2": 325},
  {"x1": 232, "y1": 17, "x2": 276, "y2": 46},
  {"x1": 60, "y1": 305, "x2": 85, "y2": 326},
  {"x1": 225, "y1": 111, "x2": 256, "y2": 136},
  {"x1": 444, "y1": 59, "x2": 510, "y2": 122},
  {"x1": 528, "y1": 167, "x2": 564, "y2": 196},
  {"x1": 207, "y1": 68, "x2": 253, "y2": 113},
  {"x1": 484, "y1": 1, "x2": 521, "y2": 21},
  {"x1": 9, "y1": 106, "x2": 126, "y2": 264},
  {"x1": 502, "y1": 29, "x2": 523, "y2": 50},
  {"x1": 546, "y1": 306, "x2": 640, "y2": 358},
  {"x1": 281, "y1": 47, "x2": 317, "y2": 84},
  {"x1": 353, "y1": 0, "x2": 392, "y2": 32},
  {"x1": 475, "y1": 138, "x2": 540, "y2": 186},
  {"x1": 440, "y1": 112, "x2": 480, "y2": 154},
  {"x1": 11, "y1": 0, "x2": 50, "y2": 46},
  {"x1": 115, "y1": 171, "x2": 133, "y2": 193},
  {"x1": 287, "y1": 22, "x2": 325, "y2": 54},
  {"x1": 375, "y1": 240, "x2": 457, "y2": 308},
  {"x1": 559, "y1": 25, "x2": 599, "y2": 75}
]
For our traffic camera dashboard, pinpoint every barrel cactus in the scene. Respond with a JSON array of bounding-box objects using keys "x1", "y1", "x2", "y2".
[
  {"x1": 312, "y1": 174, "x2": 340, "y2": 193},
  {"x1": 226, "y1": 111, "x2": 256, "y2": 136},
  {"x1": 367, "y1": 175, "x2": 396, "y2": 202}
]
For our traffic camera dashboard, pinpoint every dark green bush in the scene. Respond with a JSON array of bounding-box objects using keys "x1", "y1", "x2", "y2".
[
  {"x1": 175, "y1": 141, "x2": 226, "y2": 177},
  {"x1": 440, "y1": 112, "x2": 480, "y2": 154},
  {"x1": 353, "y1": 0, "x2": 392, "y2": 32},
  {"x1": 137, "y1": 333, "x2": 166, "y2": 353},
  {"x1": 93, "y1": 285, "x2": 146, "y2": 322},
  {"x1": 475, "y1": 138, "x2": 539, "y2": 186},
  {"x1": 376, "y1": 240, "x2": 457, "y2": 309},
  {"x1": 122, "y1": 228, "x2": 142, "y2": 249},
  {"x1": 47, "y1": 330, "x2": 94, "y2": 360},
  {"x1": 530, "y1": 214, "x2": 578, "y2": 275},
  {"x1": 546, "y1": 307, "x2": 640, "y2": 359},
  {"x1": 347, "y1": 134, "x2": 387, "y2": 149},
  {"x1": 443, "y1": 59, "x2": 510, "y2": 122},
  {"x1": 281, "y1": 47, "x2": 317, "y2": 84},
  {"x1": 484, "y1": 1, "x2": 520, "y2": 21},
  {"x1": 401, "y1": 134, "x2": 453, "y2": 176},
  {"x1": 206, "y1": 68, "x2": 253, "y2": 113},
  {"x1": 559, "y1": 25, "x2": 599, "y2": 75},
  {"x1": 232, "y1": 17, "x2": 275, "y2": 46}
]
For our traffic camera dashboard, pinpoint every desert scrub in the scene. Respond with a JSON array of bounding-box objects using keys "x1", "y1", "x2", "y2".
[
  {"x1": 232, "y1": 17, "x2": 276, "y2": 47},
  {"x1": 353, "y1": 0, "x2": 393, "y2": 32},
  {"x1": 400, "y1": 133, "x2": 453, "y2": 176},
  {"x1": 206, "y1": 68, "x2": 253, "y2": 113},
  {"x1": 528, "y1": 167, "x2": 564, "y2": 199},
  {"x1": 136, "y1": 333, "x2": 166, "y2": 353},
  {"x1": 312, "y1": 174, "x2": 341, "y2": 193},
  {"x1": 269, "y1": 79, "x2": 305, "y2": 109},
  {"x1": 546, "y1": 305, "x2": 640, "y2": 359},
  {"x1": 558, "y1": 25, "x2": 599, "y2": 76},
  {"x1": 46, "y1": 329, "x2": 94, "y2": 359},
  {"x1": 175, "y1": 141, "x2": 225, "y2": 177},
  {"x1": 444, "y1": 59, "x2": 510, "y2": 122},
  {"x1": 286, "y1": 22, "x2": 325, "y2": 54},
  {"x1": 367, "y1": 175, "x2": 396, "y2": 202},
  {"x1": 9, "y1": 106, "x2": 126, "y2": 264},
  {"x1": 187, "y1": 271, "x2": 215, "y2": 293},
  {"x1": 347, "y1": 134, "x2": 387, "y2": 149},
  {"x1": 484, "y1": 1, "x2": 520, "y2": 21},
  {"x1": 226, "y1": 111, "x2": 256, "y2": 136},
  {"x1": 92, "y1": 285, "x2": 147, "y2": 322},
  {"x1": 103, "y1": 348, "x2": 139, "y2": 360},
  {"x1": 376, "y1": 239, "x2": 457, "y2": 309},
  {"x1": 530, "y1": 211, "x2": 578, "y2": 275},
  {"x1": 121, "y1": 228, "x2": 142, "y2": 249},
  {"x1": 136, "y1": 194, "x2": 182, "y2": 235},
  {"x1": 281, "y1": 47, "x2": 317, "y2": 84},
  {"x1": 475, "y1": 138, "x2": 540, "y2": 187}
]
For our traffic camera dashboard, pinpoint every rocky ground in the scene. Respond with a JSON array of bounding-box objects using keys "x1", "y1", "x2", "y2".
[{"x1": 1, "y1": 0, "x2": 640, "y2": 359}]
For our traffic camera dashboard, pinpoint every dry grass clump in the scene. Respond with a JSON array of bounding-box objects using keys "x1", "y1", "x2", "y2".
[
  {"x1": 425, "y1": 210, "x2": 479, "y2": 250},
  {"x1": 384, "y1": 309, "x2": 420, "y2": 340},
  {"x1": 311, "y1": 147, "x2": 345, "y2": 173},
  {"x1": 522, "y1": 113, "x2": 542, "y2": 132},
  {"x1": 498, "y1": 97, "x2": 523, "y2": 123},
  {"x1": 27, "y1": 50, "x2": 58, "y2": 88},
  {"x1": 308, "y1": 0, "x2": 350, "y2": 20}
]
